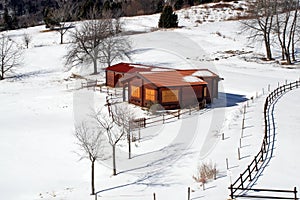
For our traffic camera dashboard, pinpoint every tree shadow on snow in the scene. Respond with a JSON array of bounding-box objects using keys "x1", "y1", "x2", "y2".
[
  {"x1": 8, "y1": 69, "x2": 56, "y2": 81},
  {"x1": 96, "y1": 143, "x2": 196, "y2": 195}
]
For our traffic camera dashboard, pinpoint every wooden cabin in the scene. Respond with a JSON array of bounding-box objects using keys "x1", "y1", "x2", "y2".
[
  {"x1": 105, "y1": 63, "x2": 222, "y2": 108},
  {"x1": 120, "y1": 71, "x2": 208, "y2": 109}
]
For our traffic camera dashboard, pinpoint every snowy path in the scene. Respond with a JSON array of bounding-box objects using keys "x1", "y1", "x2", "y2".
[{"x1": 245, "y1": 88, "x2": 300, "y2": 199}]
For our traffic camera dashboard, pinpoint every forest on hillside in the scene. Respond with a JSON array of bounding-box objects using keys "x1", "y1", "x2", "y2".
[{"x1": 0, "y1": 0, "x2": 235, "y2": 31}]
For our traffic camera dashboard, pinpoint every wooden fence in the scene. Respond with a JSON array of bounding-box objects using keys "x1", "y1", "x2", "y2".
[
  {"x1": 133, "y1": 105, "x2": 209, "y2": 128},
  {"x1": 229, "y1": 80, "x2": 300, "y2": 199}
]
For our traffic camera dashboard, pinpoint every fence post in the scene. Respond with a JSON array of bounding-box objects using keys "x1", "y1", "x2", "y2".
[
  {"x1": 294, "y1": 187, "x2": 297, "y2": 200},
  {"x1": 261, "y1": 150, "x2": 264, "y2": 162},
  {"x1": 248, "y1": 165, "x2": 252, "y2": 181},
  {"x1": 242, "y1": 118, "x2": 245, "y2": 129},
  {"x1": 263, "y1": 139, "x2": 267, "y2": 153},
  {"x1": 240, "y1": 174, "x2": 244, "y2": 189},
  {"x1": 143, "y1": 118, "x2": 146, "y2": 128},
  {"x1": 254, "y1": 156, "x2": 258, "y2": 171},
  {"x1": 188, "y1": 187, "x2": 191, "y2": 200},
  {"x1": 226, "y1": 158, "x2": 229, "y2": 170},
  {"x1": 230, "y1": 184, "x2": 234, "y2": 199},
  {"x1": 238, "y1": 148, "x2": 241, "y2": 160},
  {"x1": 163, "y1": 114, "x2": 165, "y2": 124},
  {"x1": 153, "y1": 193, "x2": 156, "y2": 200},
  {"x1": 240, "y1": 138, "x2": 242, "y2": 148},
  {"x1": 178, "y1": 110, "x2": 180, "y2": 119}
]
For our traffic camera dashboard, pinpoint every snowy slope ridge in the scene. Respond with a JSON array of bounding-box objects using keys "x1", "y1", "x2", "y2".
[{"x1": 0, "y1": 3, "x2": 300, "y2": 200}]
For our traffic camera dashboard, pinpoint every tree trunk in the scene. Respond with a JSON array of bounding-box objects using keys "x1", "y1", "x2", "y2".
[
  {"x1": 60, "y1": 32, "x2": 63, "y2": 44},
  {"x1": 292, "y1": 34, "x2": 296, "y2": 61},
  {"x1": 128, "y1": 132, "x2": 131, "y2": 159},
  {"x1": 281, "y1": 47, "x2": 285, "y2": 60},
  {"x1": 285, "y1": 50, "x2": 292, "y2": 65},
  {"x1": 265, "y1": 39, "x2": 272, "y2": 60},
  {"x1": 91, "y1": 160, "x2": 95, "y2": 195},
  {"x1": 93, "y1": 59, "x2": 98, "y2": 74},
  {"x1": 1, "y1": 63, "x2": 4, "y2": 80},
  {"x1": 112, "y1": 145, "x2": 117, "y2": 175},
  {"x1": 264, "y1": 33, "x2": 272, "y2": 60}
]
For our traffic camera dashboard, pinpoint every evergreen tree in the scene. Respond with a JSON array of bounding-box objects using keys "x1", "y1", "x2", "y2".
[
  {"x1": 156, "y1": 0, "x2": 165, "y2": 13},
  {"x1": 3, "y1": 8, "x2": 13, "y2": 30},
  {"x1": 158, "y1": 5, "x2": 178, "y2": 28},
  {"x1": 174, "y1": 0, "x2": 184, "y2": 10}
]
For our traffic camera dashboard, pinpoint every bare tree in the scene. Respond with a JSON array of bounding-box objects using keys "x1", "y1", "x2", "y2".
[
  {"x1": 111, "y1": 104, "x2": 137, "y2": 159},
  {"x1": 0, "y1": 35, "x2": 22, "y2": 80},
  {"x1": 242, "y1": 0, "x2": 276, "y2": 60},
  {"x1": 65, "y1": 12, "x2": 131, "y2": 74},
  {"x1": 95, "y1": 110, "x2": 121, "y2": 175},
  {"x1": 65, "y1": 17, "x2": 112, "y2": 74},
  {"x1": 274, "y1": 0, "x2": 299, "y2": 64},
  {"x1": 100, "y1": 18, "x2": 132, "y2": 67},
  {"x1": 23, "y1": 33, "x2": 32, "y2": 49},
  {"x1": 74, "y1": 122, "x2": 105, "y2": 195},
  {"x1": 95, "y1": 104, "x2": 136, "y2": 175},
  {"x1": 52, "y1": 0, "x2": 77, "y2": 44}
]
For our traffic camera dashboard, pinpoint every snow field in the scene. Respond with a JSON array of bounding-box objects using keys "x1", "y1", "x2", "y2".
[{"x1": 0, "y1": 5, "x2": 300, "y2": 200}]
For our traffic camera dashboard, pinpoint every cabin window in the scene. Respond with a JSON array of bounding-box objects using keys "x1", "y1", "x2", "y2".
[
  {"x1": 162, "y1": 89, "x2": 179, "y2": 102},
  {"x1": 131, "y1": 86, "x2": 140, "y2": 98},
  {"x1": 145, "y1": 89, "x2": 156, "y2": 101}
]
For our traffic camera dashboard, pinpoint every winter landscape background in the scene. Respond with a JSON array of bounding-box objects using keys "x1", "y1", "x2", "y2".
[{"x1": 0, "y1": 1, "x2": 300, "y2": 200}]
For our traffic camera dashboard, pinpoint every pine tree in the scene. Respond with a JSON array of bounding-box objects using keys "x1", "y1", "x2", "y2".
[
  {"x1": 3, "y1": 8, "x2": 13, "y2": 30},
  {"x1": 174, "y1": 0, "x2": 184, "y2": 10},
  {"x1": 158, "y1": 5, "x2": 178, "y2": 28}
]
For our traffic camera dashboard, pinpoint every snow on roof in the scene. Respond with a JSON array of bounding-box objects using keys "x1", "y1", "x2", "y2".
[
  {"x1": 183, "y1": 76, "x2": 204, "y2": 83},
  {"x1": 129, "y1": 64, "x2": 150, "y2": 69},
  {"x1": 151, "y1": 68, "x2": 174, "y2": 72},
  {"x1": 192, "y1": 70, "x2": 215, "y2": 77}
]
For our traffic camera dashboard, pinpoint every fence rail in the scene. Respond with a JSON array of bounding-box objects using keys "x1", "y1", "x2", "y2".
[
  {"x1": 132, "y1": 105, "x2": 209, "y2": 128},
  {"x1": 229, "y1": 80, "x2": 300, "y2": 199}
]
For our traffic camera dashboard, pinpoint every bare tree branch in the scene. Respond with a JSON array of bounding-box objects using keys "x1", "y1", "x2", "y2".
[
  {"x1": 64, "y1": 11, "x2": 131, "y2": 74},
  {"x1": 0, "y1": 35, "x2": 23, "y2": 80}
]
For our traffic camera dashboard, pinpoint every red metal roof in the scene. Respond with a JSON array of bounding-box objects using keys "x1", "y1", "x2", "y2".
[{"x1": 106, "y1": 63, "x2": 156, "y2": 73}]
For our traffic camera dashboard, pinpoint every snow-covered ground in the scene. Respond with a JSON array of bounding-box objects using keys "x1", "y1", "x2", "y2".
[{"x1": 0, "y1": 4, "x2": 300, "y2": 200}]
